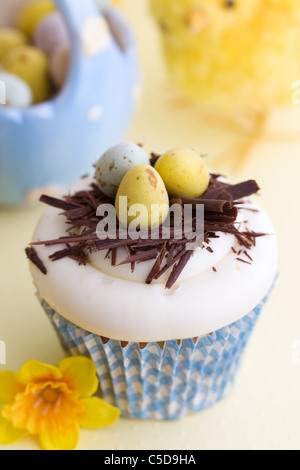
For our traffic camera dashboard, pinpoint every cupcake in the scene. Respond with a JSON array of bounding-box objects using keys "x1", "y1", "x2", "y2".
[{"x1": 25, "y1": 144, "x2": 278, "y2": 420}]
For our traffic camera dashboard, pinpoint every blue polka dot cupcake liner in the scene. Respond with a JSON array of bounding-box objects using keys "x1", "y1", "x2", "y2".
[{"x1": 40, "y1": 279, "x2": 276, "y2": 420}]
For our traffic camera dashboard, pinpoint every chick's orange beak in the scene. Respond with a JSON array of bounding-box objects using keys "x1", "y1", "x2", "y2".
[{"x1": 187, "y1": 10, "x2": 208, "y2": 34}]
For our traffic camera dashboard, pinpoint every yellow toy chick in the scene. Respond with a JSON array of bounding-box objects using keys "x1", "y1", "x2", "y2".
[{"x1": 150, "y1": 0, "x2": 300, "y2": 166}]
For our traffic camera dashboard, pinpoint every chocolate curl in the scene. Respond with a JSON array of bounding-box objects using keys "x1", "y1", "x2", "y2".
[
  {"x1": 25, "y1": 247, "x2": 47, "y2": 275},
  {"x1": 225, "y1": 180, "x2": 260, "y2": 200},
  {"x1": 39, "y1": 194, "x2": 80, "y2": 211},
  {"x1": 117, "y1": 249, "x2": 159, "y2": 267},
  {"x1": 146, "y1": 242, "x2": 167, "y2": 284},
  {"x1": 181, "y1": 198, "x2": 233, "y2": 212},
  {"x1": 166, "y1": 250, "x2": 194, "y2": 290}
]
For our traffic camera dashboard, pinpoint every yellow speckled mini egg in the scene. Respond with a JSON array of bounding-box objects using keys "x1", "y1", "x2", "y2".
[
  {"x1": 2, "y1": 45, "x2": 52, "y2": 104},
  {"x1": 0, "y1": 28, "x2": 27, "y2": 63},
  {"x1": 155, "y1": 148, "x2": 210, "y2": 198},
  {"x1": 17, "y1": 0, "x2": 56, "y2": 38},
  {"x1": 115, "y1": 164, "x2": 169, "y2": 229}
]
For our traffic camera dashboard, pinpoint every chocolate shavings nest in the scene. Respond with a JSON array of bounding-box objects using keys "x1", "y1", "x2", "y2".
[{"x1": 27, "y1": 166, "x2": 265, "y2": 290}]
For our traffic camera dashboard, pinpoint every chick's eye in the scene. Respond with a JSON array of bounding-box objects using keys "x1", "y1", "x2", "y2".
[{"x1": 223, "y1": 0, "x2": 236, "y2": 8}]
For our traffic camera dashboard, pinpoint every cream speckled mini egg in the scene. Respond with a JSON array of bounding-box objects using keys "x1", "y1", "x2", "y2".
[{"x1": 95, "y1": 143, "x2": 150, "y2": 198}]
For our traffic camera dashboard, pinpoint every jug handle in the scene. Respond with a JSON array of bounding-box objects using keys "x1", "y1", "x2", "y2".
[{"x1": 54, "y1": 0, "x2": 136, "y2": 97}]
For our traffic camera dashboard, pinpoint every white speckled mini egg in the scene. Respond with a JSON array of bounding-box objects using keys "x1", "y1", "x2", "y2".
[
  {"x1": 95, "y1": 142, "x2": 150, "y2": 198},
  {"x1": 0, "y1": 71, "x2": 32, "y2": 108}
]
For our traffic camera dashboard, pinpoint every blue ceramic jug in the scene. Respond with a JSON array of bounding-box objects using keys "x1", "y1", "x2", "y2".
[{"x1": 0, "y1": 0, "x2": 140, "y2": 205}]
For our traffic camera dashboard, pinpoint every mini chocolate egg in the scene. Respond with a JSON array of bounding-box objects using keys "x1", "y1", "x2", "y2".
[
  {"x1": 0, "y1": 28, "x2": 27, "y2": 63},
  {"x1": 49, "y1": 44, "x2": 70, "y2": 88},
  {"x1": 33, "y1": 11, "x2": 70, "y2": 55},
  {"x1": 0, "y1": 71, "x2": 33, "y2": 108},
  {"x1": 2, "y1": 45, "x2": 52, "y2": 104},
  {"x1": 155, "y1": 148, "x2": 210, "y2": 198},
  {"x1": 17, "y1": 0, "x2": 56, "y2": 38},
  {"x1": 95, "y1": 143, "x2": 150, "y2": 198},
  {"x1": 115, "y1": 164, "x2": 169, "y2": 229}
]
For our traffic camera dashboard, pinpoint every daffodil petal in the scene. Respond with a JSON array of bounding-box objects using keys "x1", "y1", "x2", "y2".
[
  {"x1": 0, "y1": 371, "x2": 24, "y2": 404},
  {"x1": 59, "y1": 356, "x2": 98, "y2": 398},
  {"x1": 39, "y1": 422, "x2": 79, "y2": 451},
  {"x1": 78, "y1": 397, "x2": 121, "y2": 429},
  {"x1": 16, "y1": 360, "x2": 62, "y2": 385},
  {"x1": 0, "y1": 412, "x2": 28, "y2": 445}
]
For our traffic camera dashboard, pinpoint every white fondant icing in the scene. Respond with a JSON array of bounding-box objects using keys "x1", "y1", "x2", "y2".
[{"x1": 30, "y1": 177, "x2": 278, "y2": 342}]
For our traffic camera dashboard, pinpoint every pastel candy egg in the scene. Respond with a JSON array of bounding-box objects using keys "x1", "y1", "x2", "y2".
[
  {"x1": 0, "y1": 28, "x2": 27, "y2": 63},
  {"x1": 115, "y1": 164, "x2": 170, "y2": 229},
  {"x1": 155, "y1": 148, "x2": 210, "y2": 198},
  {"x1": 17, "y1": 0, "x2": 56, "y2": 38},
  {"x1": 95, "y1": 143, "x2": 150, "y2": 198},
  {"x1": 0, "y1": 71, "x2": 32, "y2": 108},
  {"x1": 49, "y1": 44, "x2": 70, "y2": 88},
  {"x1": 2, "y1": 45, "x2": 52, "y2": 104},
  {"x1": 33, "y1": 11, "x2": 70, "y2": 55}
]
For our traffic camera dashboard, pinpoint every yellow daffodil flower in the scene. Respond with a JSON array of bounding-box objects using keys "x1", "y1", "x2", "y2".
[{"x1": 0, "y1": 356, "x2": 120, "y2": 450}]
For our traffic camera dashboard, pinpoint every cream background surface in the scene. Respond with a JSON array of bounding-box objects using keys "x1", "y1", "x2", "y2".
[{"x1": 0, "y1": 0, "x2": 300, "y2": 450}]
